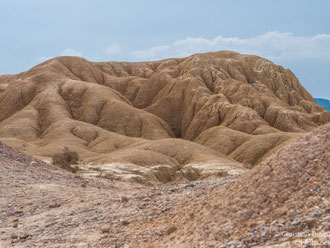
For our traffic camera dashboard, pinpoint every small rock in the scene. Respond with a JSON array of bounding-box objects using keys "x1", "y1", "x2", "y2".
[
  {"x1": 120, "y1": 219, "x2": 129, "y2": 225},
  {"x1": 14, "y1": 210, "x2": 24, "y2": 216},
  {"x1": 185, "y1": 184, "x2": 194, "y2": 188},
  {"x1": 291, "y1": 221, "x2": 300, "y2": 226},
  {"x1": 19, "y1": 233, "x2": 29, "y2": 240},
  {"x1": 49, "y1": 203, "x2": 61, "y2": 208},
  {"x1": 263, "y1": 166, "x2": 272, "y2": 176},
  {"x1": 155, "y1": 231, "x2": 164, "y2": 236},
  {"x1": 161, "y1": 207, "x2": 170, "y2": 213},
  {"x1": 227, "y1": 239, "x2": 241, "y2": 246},
  {"x1": 320, "y1": 221, "x2": 330, "y2": 231},
  {"x1": 13, "y1": 222, "x2": 18, "y2": 228},
  {"x1": 166, "y1": 226, "x2": 177, "y2": 235},
  {"x1": 81, "y1": 183, "x2": 86, "y2": 188},
  {"x1": 11, "y1": 233, "x2": 18, "y2": 239},
  {"x1": 100, "y1": 225, "x2": 111, "y2": 233},
  {"x1": 312, "y1": 210, "x2": 322, "y2": 218}
]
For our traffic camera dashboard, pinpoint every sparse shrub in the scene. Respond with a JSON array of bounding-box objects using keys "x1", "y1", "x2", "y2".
[{"x1": 52, "y1": 147, "x2": 79, "y2": 173}]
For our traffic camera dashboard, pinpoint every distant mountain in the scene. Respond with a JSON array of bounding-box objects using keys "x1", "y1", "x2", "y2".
[{"x1": 315, "y1": 98, "x2": 330, "y2": 111}]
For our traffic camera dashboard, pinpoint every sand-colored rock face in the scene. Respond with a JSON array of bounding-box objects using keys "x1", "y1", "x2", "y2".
[{"x1": 0, "y1": 51, "x2": 328, "y2": 184}]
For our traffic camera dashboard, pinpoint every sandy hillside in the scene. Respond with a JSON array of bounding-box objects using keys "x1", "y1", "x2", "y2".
[{"x1": 0, "y1": 51, "x2": 329, "y2": 184}]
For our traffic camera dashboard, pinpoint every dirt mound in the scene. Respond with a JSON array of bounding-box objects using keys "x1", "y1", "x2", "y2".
[
  {"x1": 152, "y1": 122, "x2": 330, "y2": 247},
  {"x1": 0, "y1": 51, "x2": 329, "y2": 184}
]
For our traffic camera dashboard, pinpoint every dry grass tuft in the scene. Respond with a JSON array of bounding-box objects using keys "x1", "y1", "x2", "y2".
[{"x1": 52, "y1": 147, "x2": 79, "y2": 173}]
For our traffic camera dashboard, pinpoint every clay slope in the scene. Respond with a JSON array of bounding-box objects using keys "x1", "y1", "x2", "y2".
[
  {"x1": 0, "y1": 51, "x2": 329, "y2": 184},
  {"x1": 147, "y1": 122, "x2": 330, "y2": 248}
]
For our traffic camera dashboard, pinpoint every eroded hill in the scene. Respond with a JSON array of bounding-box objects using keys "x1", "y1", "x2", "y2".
[{"x1": 0, "y1": 51, "x2": 329, "y2": 184}]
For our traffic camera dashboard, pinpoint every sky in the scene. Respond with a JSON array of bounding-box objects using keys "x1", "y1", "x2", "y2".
[{"x1": 1, "y1": 0, "x2": 330, "y2": 99}]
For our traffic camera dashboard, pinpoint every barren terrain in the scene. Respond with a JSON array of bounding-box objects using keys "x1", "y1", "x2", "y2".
[
  {"x1": 0, "y1": 51, "x2": 329, "y2": 247},
  {"x1": 0, "y1": 122, "x2": 329, "y2": 248},
  {"x1": 0, "y1": 51, "x2": 329, "y2": 184}
]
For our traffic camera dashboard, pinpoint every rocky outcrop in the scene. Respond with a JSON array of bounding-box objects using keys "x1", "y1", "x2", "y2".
[{"x1": 0, "y1": 51, "x2": 328, "y2": 184}]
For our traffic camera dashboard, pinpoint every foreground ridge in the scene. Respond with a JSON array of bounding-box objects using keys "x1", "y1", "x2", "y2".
[{"x1": 0, "y1": 123, "x2": 329, "y2": 247}]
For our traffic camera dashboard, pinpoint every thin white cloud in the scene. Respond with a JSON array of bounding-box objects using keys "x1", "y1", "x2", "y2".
[
  {"x1": 131, "y1": 45, "x2": 169, "y2": 60},
  {"x1": 36, "y1": 56, "x2": 53, "y2": 63},
  {"x1": 130, "y1": 31, "x2": 330, "y2": 62},
  {"x1": 60, "y1": 48, "x2": 83, "y2": 57},
  {"x1": 105, "y1": 43, "x2": 122, "y2": 55}
]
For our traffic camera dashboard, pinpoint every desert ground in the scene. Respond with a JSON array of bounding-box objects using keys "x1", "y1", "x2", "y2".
[{"x1": 0, "y1": 52, "x2": 329, "y2": 247}]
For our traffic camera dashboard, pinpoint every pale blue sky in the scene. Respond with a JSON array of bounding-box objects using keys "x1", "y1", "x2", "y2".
[{"x1": 1, "y1": 0, "x2": 329, "y2": 98}]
